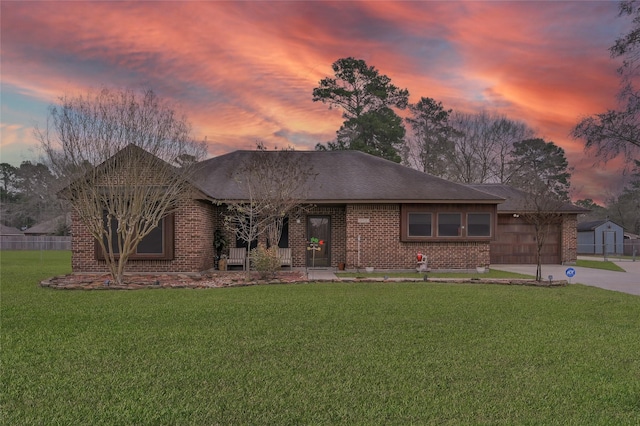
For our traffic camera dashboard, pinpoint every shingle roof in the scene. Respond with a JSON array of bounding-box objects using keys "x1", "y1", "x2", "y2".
[
  {"x1": 0, "y1": 224, "x2": 24, "y2": 235},
  {"x1": 466, "y1": 183, "x2": 588, "y2": 213},
  {"x1": 192, "y1": 150, "x2": 504, "y2": 204},
  {"x1": 23, "y1": 214, "x2": 71, "y2": 235},
  {"x1": 577, "y1": 220, "x2": 622, "y2": 232}
]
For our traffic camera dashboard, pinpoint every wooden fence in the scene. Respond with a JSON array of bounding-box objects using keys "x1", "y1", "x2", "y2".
[
  {"x1": 625, "y1": 239, "x2": 640, "y2": 257},
  {"x1": 0, "y1": 236, "x2": 71, "y2": 251}
]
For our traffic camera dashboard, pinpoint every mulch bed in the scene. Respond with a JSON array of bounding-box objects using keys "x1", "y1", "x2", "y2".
[
  {"x1": 40, "y1": 270, "x2": 308, "y2": 290},
  {"x1": 40, "y1": 271, "x2": 568, "y2": 290}
]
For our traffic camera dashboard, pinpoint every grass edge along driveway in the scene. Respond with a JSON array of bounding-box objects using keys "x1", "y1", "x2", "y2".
[{"x1": 3, "y1": 251, "x2": 640, "y2": 424}]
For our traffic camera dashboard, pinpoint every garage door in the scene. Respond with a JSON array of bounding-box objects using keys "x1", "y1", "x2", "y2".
[{"x1": 491, "y1": 215, "x2": 561, "y2": 264}]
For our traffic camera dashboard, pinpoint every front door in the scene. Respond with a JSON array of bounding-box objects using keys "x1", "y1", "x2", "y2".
[{"x1": 307, "y1": 215, "x2": 331, "y2": 267}]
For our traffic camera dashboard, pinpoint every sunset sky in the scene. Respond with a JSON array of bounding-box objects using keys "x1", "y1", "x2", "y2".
[{"x1": 0, "y1": 1, "x2": 631, "y2": 203}]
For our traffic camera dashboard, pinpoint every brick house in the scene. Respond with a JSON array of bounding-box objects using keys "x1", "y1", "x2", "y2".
[
  {"x1": 468, "y1": 184, "x2": 588, "y2": 265},
  {"x1": 71, "y1": 149, "x2": 583, "y2": 273}
]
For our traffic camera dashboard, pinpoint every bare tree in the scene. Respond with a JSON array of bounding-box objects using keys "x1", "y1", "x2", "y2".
[
  {"x1": 447, "y1": 111, "x2": 535, "y2": 184},
  {"x1": 223, "y1": 143, "x2": 316, "y2": 274},
  {"x1": 572, "y1": 0, "x2": 640, "y2": 169},
  {"x1": 520, "y1": 183, "x2": 567, "y2": 282},
  {"x1": 36, "y1": 88, "x2": 207, "y2": 285},
  {"x1": 488, "y1": 117, "x2": 535, "y2": 184}
]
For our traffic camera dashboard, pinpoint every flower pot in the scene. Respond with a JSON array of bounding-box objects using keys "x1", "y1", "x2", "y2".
[
  {"x1": 476, "y1": 266, "x2": 486, "y2": 273},
  {"x1": 338, "y1": 262, "x2": 345, "y2": 271},
  {"x1": 365, "y1": 267, "x2": 374, "y2": 273}
]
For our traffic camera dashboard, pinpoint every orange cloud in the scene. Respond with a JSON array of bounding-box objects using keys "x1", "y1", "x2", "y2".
[{"x1": 0, "y1": 1, "x2": 631, "y2": 203}]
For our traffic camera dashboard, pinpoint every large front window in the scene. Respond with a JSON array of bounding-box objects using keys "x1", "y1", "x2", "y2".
[
  {"x1": 97, "y1": 214, "x2": 174, "y2": 260},
  {"x1": 401, "y1": 205, "x2": 493, "y2": 241}
]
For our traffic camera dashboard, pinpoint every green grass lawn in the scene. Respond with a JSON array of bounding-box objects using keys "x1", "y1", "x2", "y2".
[
  {"x1": 3, "y1": 251, "x2": 640, "y2": 424},
  {"x1": 576, "y1": 259, "x2": 627, "y2": 272}
]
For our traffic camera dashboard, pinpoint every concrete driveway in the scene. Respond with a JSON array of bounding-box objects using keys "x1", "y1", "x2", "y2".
[{"x1": 493, "y1": 261, "x2": 640, "y2": 296}]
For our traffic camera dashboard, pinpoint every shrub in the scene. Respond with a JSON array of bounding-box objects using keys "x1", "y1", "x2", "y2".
[{"x1": 250, "y1": 245, "x2": 281, "y2": 279}]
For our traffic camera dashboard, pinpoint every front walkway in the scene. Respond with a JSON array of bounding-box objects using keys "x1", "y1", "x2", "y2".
[{"x1": 306, "y1": 269, "x2": 339, "y2": 281}]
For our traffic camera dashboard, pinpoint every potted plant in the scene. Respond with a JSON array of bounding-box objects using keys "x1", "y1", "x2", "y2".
[
  {"x1": 218, "y1": 254, "x2": 228, "y2": 271},
  {"x1": 213, "y1": 229, "x2": 229, "y2": 269}
]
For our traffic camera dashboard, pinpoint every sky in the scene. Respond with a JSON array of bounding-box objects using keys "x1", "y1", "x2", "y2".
[{"x1": 0, "y1": 0, "x2": 632, "y2": 203}]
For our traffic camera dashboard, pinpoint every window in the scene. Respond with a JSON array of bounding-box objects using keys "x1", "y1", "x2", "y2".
[
  {"x1": 468, "y1": 213, "x2": 491, "y2": 237},
  {"x1": 401, "y1": 205, "x2": 494, "y2": 241},
  {"x1": 97, "y1": 214, "x2": 174, "y2": 260},
  {"x1": 408, "y1": 213, "x2": 432, "y2": 237},
  {"x1": 438, "y1": 213, "x2": 461, "y2": 237}
]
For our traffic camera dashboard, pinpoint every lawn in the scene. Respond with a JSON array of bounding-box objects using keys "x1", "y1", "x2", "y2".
[
  {"x1": 576, "y1": 258, "x2": 627, "y2": 272},
  {"x1": 3, "y1": 251, "x2": 640, "y2": 424}
]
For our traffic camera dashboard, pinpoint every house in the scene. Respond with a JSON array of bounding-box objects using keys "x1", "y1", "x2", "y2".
[
  {"x1": 467, "y1": 184, "x2": 588, "y2": 265},
  {"x1": 70, "y1": 149, "x2": 584, "y2": 274},
  {"x1": 0, "y1": 224, "x2": 24, "y2": 236},
  {"x1": 577, "y1": 220, "x2": 624, "y2": 255},
  {"x1": 23, "y1": 214, "x2": 71, "y2": 236}
]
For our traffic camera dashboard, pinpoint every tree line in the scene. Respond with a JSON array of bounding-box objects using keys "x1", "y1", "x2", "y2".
[
  {"x1": 312, "y1": 57, "x2": 572, "y2": 201},
  {"x1": 0, "y1": 161, "x2": 68, "y2": 232},
  {"x1": 312, "y1": 1, "x2": 640, "y2": 233}
]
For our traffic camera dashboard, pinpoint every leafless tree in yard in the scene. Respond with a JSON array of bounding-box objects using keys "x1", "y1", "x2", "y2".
[
  {"x1": 223, "y1": 143, "x2": 316, "y2": 276},
  {"x1": 520, "y1": 183, "x2": 567, "y2": 282},
  {"x1": 36, "y1": 88, "x2": 207, "y2": 285}
]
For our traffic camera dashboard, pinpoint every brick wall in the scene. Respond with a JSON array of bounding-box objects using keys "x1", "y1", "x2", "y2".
[
  {"x1": 71, "y1": 199, "x2": 215, "y2": 273},
  {"x1": 343, "y1": 204, "x2": 490, "y2": 270},
  {"x1": 72, "y1": 200, "x2": 496, "y2": 273},
  {"x1": 561, "y1": 214, "x2": 578, "y2": 264}
]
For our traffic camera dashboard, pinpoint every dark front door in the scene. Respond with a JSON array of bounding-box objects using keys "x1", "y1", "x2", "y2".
[{"x1": 307, "y1": 215, "x2": 331, "y2": 267}]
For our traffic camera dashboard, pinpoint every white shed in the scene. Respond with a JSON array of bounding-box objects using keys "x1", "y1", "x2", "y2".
[{"x1": 577, "y1": 220, "x2": 624, "y2": 255}]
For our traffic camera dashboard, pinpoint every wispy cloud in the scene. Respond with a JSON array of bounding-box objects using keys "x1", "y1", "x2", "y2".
[{"x1": 0, "y1": 1, "x2": 629, "y2": 202}]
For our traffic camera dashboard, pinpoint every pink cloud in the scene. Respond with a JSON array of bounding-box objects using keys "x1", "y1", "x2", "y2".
[{"x1": 0, "y1": 1, "x2": 631, "y2": 203}]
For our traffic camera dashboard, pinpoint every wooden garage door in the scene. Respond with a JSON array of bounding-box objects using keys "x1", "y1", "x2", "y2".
[{"x1": 491, "y1": 215, "x2": 561, "y2": 264}]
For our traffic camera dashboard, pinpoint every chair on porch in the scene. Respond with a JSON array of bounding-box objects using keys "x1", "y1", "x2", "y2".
[
  {"x1": 227, "y1": 247, "x2": 246, "y2": 270},
  {"x1": 278, "y1": 247, "x2": 292, "y2": 270}
]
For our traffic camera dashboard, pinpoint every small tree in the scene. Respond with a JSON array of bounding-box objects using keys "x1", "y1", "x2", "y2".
[
  {"x1": 223, "y1": 143, "x2": 316, "y2": 276},
  {"x1": 36, "y1": 88, "x2": 206, "y2": 285},
  {"x1": 521, "y1": 184, "x2": 567, "y2": 282}
]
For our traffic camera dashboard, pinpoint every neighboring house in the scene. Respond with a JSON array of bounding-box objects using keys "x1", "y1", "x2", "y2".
[
  {"x1": 0, "y1": 224, "x2": 25, "y2": 250},
  {"x1": 70, "y1": 148, "x2": 584, "y2": 274},
  {"x1": 577, "y1": 220, "x2": 625, "y2": 255},
  {"x1": 0, "y1": 224, "x2": 24, "y2": 236},
  {"x1": 468, "y1": 184, "x2": 588, "y2": 265},
  {"x1": 23, "y1": 214, "x2": 71, "y2": 236}
]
